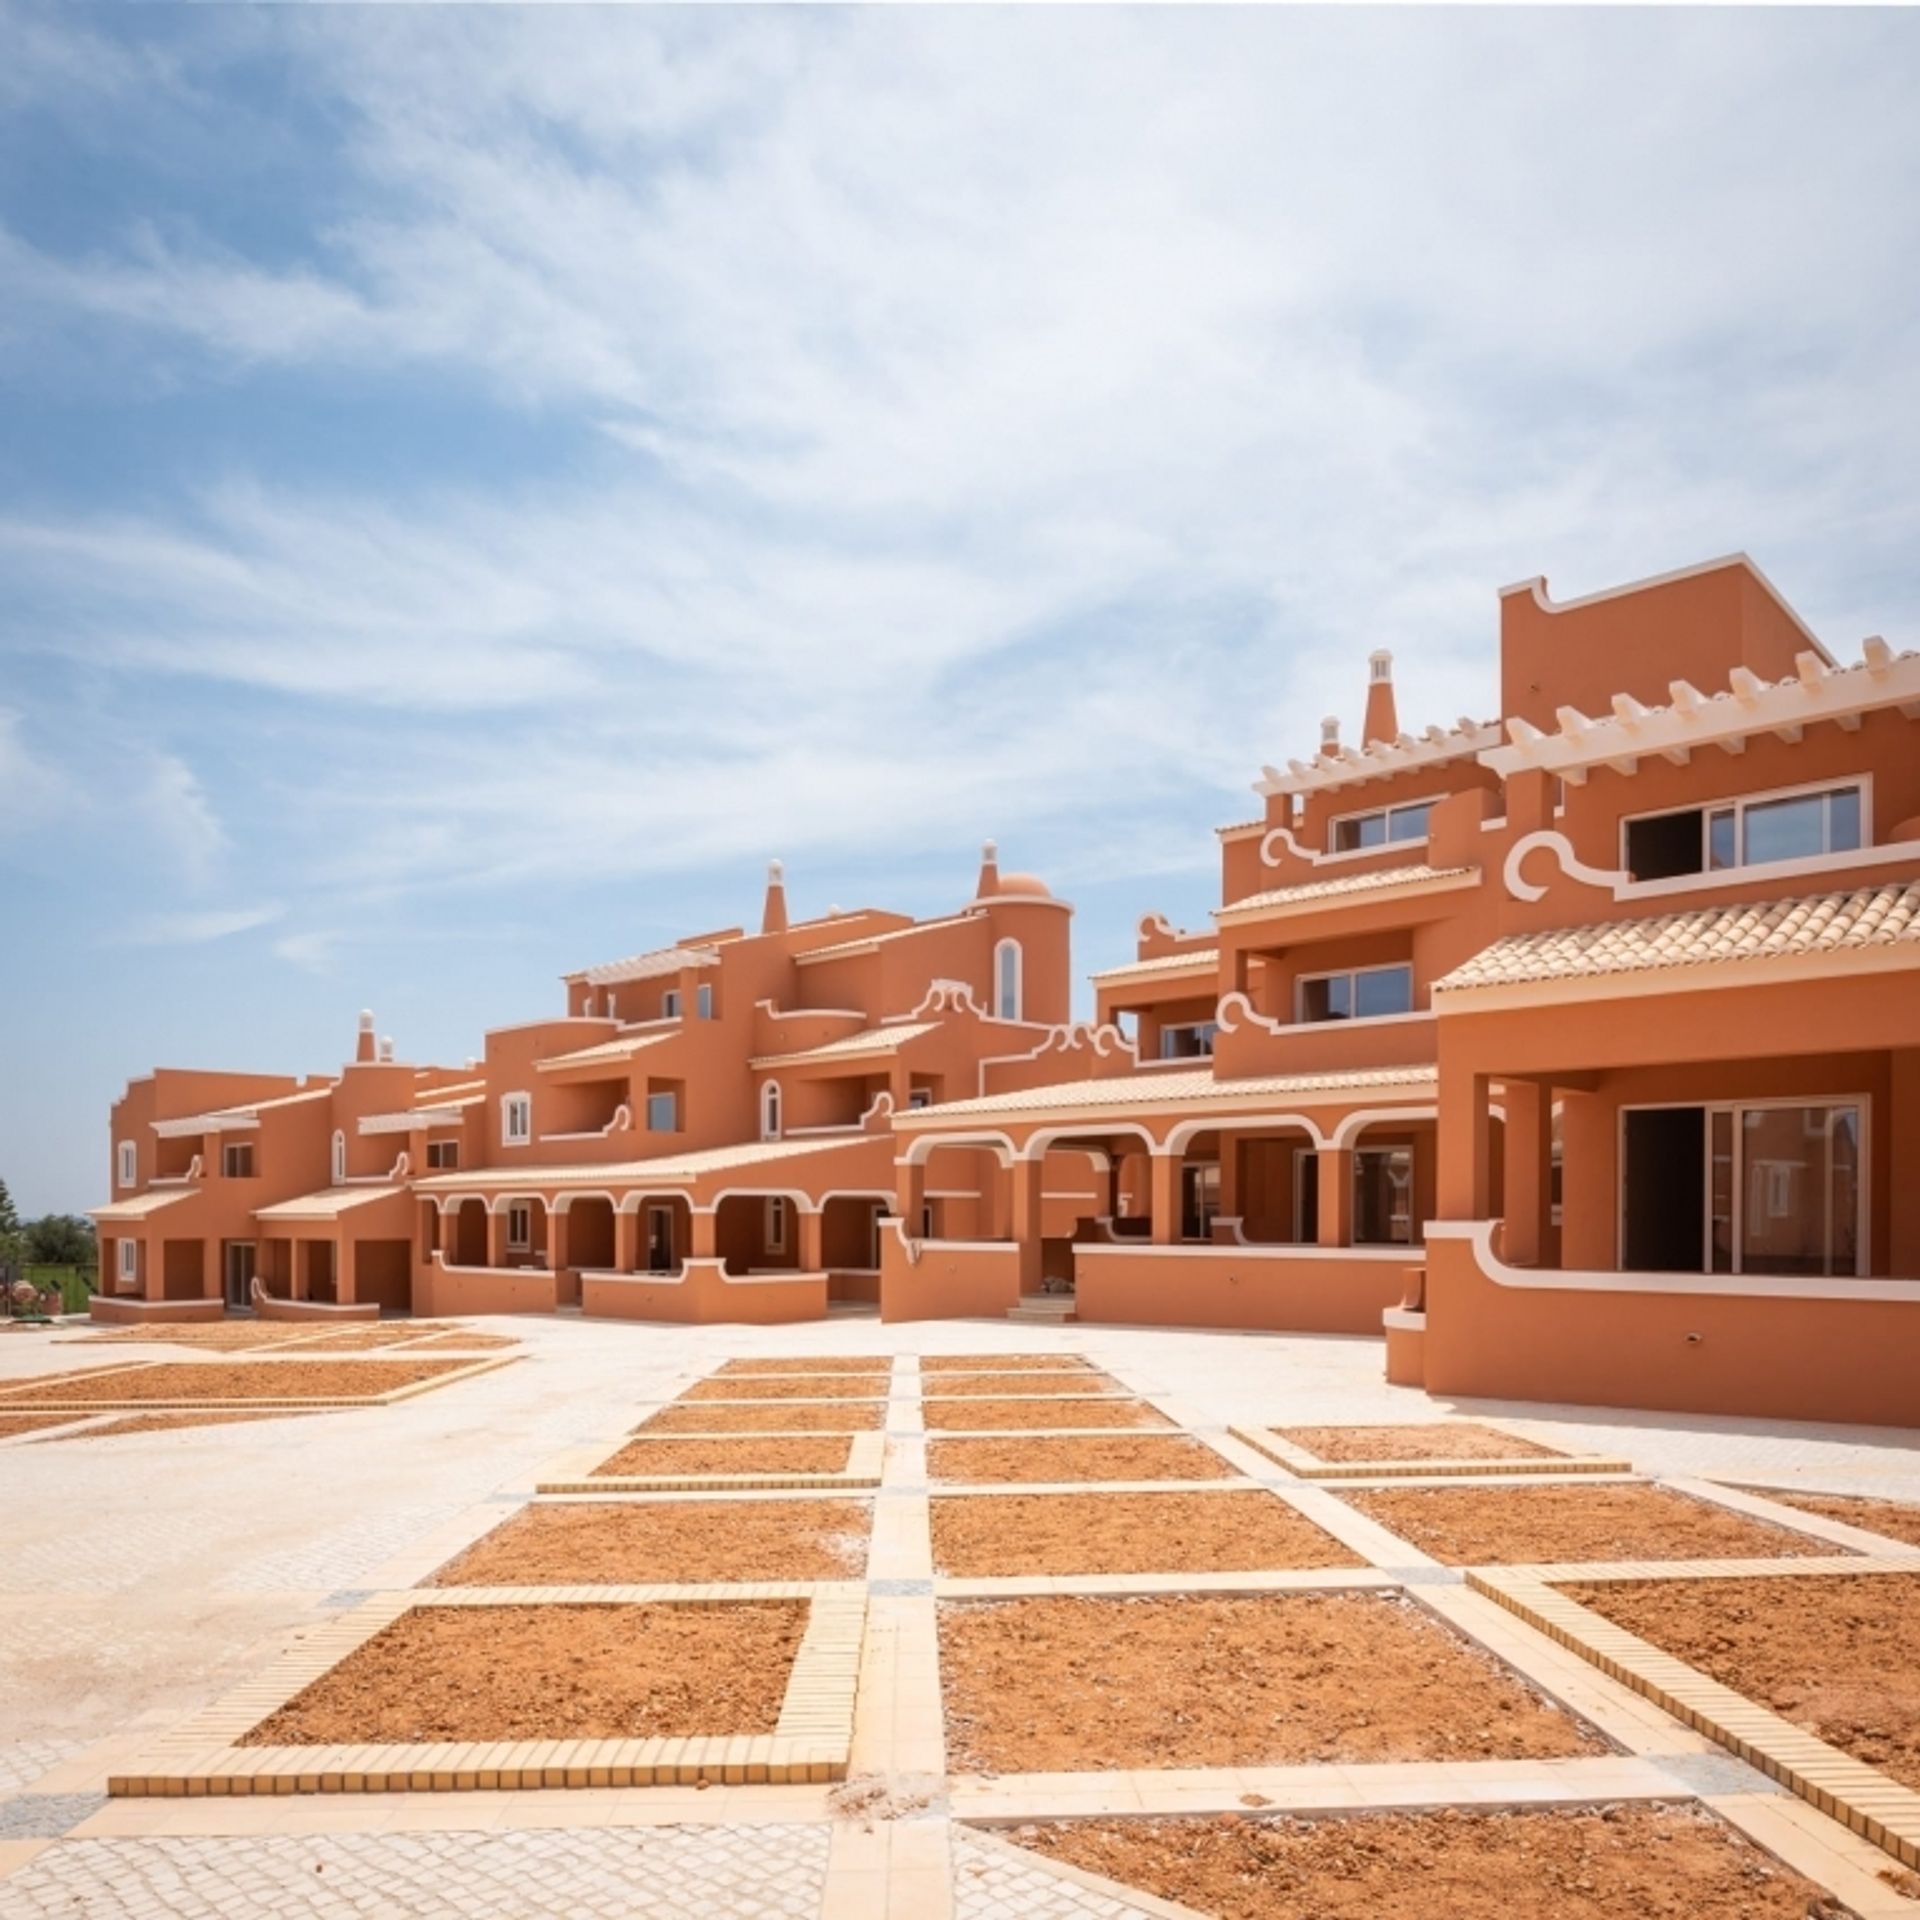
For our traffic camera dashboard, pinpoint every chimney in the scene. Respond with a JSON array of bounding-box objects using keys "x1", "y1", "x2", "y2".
[
  {"x1": 1363, "y1": 649, "x2": 1398, "y2": 747},
  {"x1": 355, "y1": 1009, "x2": 376, "y2": 1064},
  {"x1": 761, "y1": 858, "x2": 789, "y2": 935},
  {"x1": 1319, "y1": 716, "x2": 1340, "y2": 757},
  {"x1": 975, "y1": 838, "x2": 1001, "y2": 900},
  {"x1": 378, "y1": 1036, "x2": 394, "y2": 1064}
]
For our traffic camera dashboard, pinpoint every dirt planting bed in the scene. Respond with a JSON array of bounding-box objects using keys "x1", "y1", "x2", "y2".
[
  {"x1": 71, "y1": 1325, "x2": 323, "y2": 1350},
  {"x1": 399, "y1": 1331, "x2": 520, "y2": 1352},
  {"x1": 1008, "y1": 1802, "x2": 1841, "y2": 1920},
  {"x1": 637, "y1": 1401, "x2": 885, "y2": 1435},
  {"x1": 716, "y1": 1357, "x2": 890, "y2": 1376},
  {"x1": 1281, "y1": 1422, "x2": 1566, "y2": 1464},
  {"x1": 923, "y1": 1398, "x2": 1168, "y2": 1433},
  {"x1": 0, "y1": 1357, "x2": 479, "y2": 1406},
  {"x1": 924, "y1": 1373, "x2": 1118, "y2": 1398},
  {"x1": 923, "y1": 1354, "x2": 1098, "y2": 1372},
  {"x1": 931, "y1": 1491, "x2": 1362, "y2": 1576},
  {"x1": 0, "y1": 1414, "x2": 87, "y2": 1440},
  {"x1": 431, "y1": 1499, "x2": 871, "y2": 1585},
  {"x1": 50, "y1": 1411, "x2": 325, "y2": 1440},
  {"x1": 1750, "y1": 1488, "x2": 1920, "y2": 1553},
  {"x1": 1564, "y1": 1570, "x2": 1920, "y2": 1792},
  {"x1": 680, "y1": 1376, "x2": 886, "y2": 1402},
  {"x1": 593, "y1": 1435, "x2": 854, "y2": 1478},
  {"x1": 1345, "y1": 1482, "x2": 1828, "y2": 1566},
  {"x1": 939, "y1": 1590, "x2": 1602, "y2": 1773},
  {"x1": 294, "y1": 1324, "x2": 459, "y2": 1352},
  {"x1": 240, "y1": 1600, "x2": 807, "y2": 1745},
  {"x1": 930, "y1": 1435, "x2": 1233, "y2": 1484}
]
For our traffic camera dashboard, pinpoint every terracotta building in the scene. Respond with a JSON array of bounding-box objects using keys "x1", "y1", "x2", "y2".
[{"x1": 91, "y1": 554, "x2": 1920, "y2": 1426}]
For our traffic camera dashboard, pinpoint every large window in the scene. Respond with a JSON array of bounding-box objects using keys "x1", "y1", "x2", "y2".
[
  {"x1": 661, "y1": 988, "x2": 682, "y2": 1019},
  {"x1": 116, "y1": 1239, "x2": 139, "y2": 1290},
  {"x1": 426, "y1": 1139, "x2": 460, "y2": 1170},
  {"x1": 1330, "y1": 798, "x2": 1433, "y2": 854},
  {"x1": 1297, "y1": 963, "x2": 1413, "y2": 1023},
  {"x1": 765, "y1": 1195, "x2": 789, "y2": 1254},
  {"x1": 500, "y1": 1094, "x2": 532, "y2": 1147},
  {"x1": 994, "y1": 939, "x2": 1022, "y2": 1021},
  {"x1": 1623, "y1": 782, "x2": 1863, "y2": 883},
  {"x1": 1159, "y1": 1021, "x2": 1218, "y2": 1060},
  {"x1": 646, "y1": 1088, "x2": 680, "y2": 1132},
  {"x1": 116, "y1": 1140, "x2": 136, "y2": 1188},
  {"x1": 221, "y1": 1142, "x2": 255, "y2": 1179},
  {"x1": 1180, "y1": 1162, "x2": 1221, "y2": 1241},
  {"x1": 1354, "y1": 1147, "x2": 1416, "y2": 1245},
  {"x1": 696, "y1": 983, "x2": 714, "y2": 1020},
  {"x1": 1624, "y1": 1100, "x2": 1863, "y2": 1277},
  {"x1": 506, "y1": 1202, "x2": 532, "y2": 1252}
]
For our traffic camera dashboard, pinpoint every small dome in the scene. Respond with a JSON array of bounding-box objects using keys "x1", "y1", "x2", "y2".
[{"x1": 997, "y1": 872, "x2": 1052, "y2": 898}]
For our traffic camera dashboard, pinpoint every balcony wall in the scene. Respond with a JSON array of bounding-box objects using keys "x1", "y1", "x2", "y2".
[
  {"x1": 1210, "y1": 1009, "x2": 1439, "y2": 1085},
  {"x1": 580, "y1": 1258, "x2": 827, "y2": 1324},
  {"x1": 1073, "y1": 1243, "x2": 1417, "y2": 1335},
  {"x1": 879, "y1": 1231, "x2": 1024, "y2": 1322}
]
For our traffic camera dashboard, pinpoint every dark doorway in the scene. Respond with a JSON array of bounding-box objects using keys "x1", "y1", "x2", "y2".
[{"x1": 1622, "y1": 1107, "x2": 1704, "y2": 1271}]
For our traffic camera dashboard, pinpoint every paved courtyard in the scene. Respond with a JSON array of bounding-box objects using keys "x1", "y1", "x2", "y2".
[{"x1": 1, "y1": 1315, "x2": 1916, "y2": 1918}]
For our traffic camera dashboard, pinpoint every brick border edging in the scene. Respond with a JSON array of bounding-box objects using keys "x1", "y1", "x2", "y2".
[
  {"x1": 108, "y1": 1585, "x2": 866, "y2": 1797},
  {"x1": 1229, "y1": 1424, "x2": 1631, "y2": 1481},
  {"x1": 1469, "y1": 1559, "x2": 1920, "y2": 1872},
  {"x1": 537, "y1": 1429, "x2": 887, "y2": 1495}
]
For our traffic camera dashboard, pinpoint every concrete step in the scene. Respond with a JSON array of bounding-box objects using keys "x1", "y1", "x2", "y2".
[{"x1": 1007, "y1": 1295, "x2": 1077, "y2": 1323}]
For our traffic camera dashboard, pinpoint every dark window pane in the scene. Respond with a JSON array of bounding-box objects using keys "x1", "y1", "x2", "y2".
[
  {"x1": 1742, "y1": 794, "x2": 1826, "y2": 866},
  {"x1": 1353, "y1": 965, "x2": 1413, "y2": 1018},
  {"x1": 1708, "y1": 810, "x2": 1736, "y2": 871},
  {"x1": 1388, "y1": 802, "x2": 1433, "y2": 843},
  {"x1": 1828, "y1": 787, "x2": 1862, "y2": 853},
  {"x1": 1625, "y1": 808, "x2": 1705, "y2": 881}
]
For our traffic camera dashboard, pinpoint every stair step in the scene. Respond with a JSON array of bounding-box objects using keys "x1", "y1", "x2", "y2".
[{"x1": 1007, "y1": 1296, "x2": 1077, "y2": 1323}]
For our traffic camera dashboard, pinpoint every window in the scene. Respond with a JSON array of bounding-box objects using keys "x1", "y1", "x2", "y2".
[
  {"x1": 920, "y1": 1202, "x2": 935, "y2": 1240},
  {"x1": 696, "y1": 983, "x2": 714, "y2": 1020},
  {"x1": 993, "y1": 938, "x2": 1022, "y2": 1021},
  {"x1": 761, "y1": 1080, "x2": 782, "y2": 1141},
  {"x1": 908, "y1": 1087, "x2": 934, "y2": 1110},
  {"x1": 765, "y1": 1195, "x2": 788, "y2": 1254},
  {"x1": 1330, "y1": 799, "x2": 1433, "y2": 854},
  {"x1": 221, "y1": 1142, "x2": 255, "y2": 1179},
  {"x1": 116, "y1": 1238, "x2": 139, "y2": 1290},
  {"x1": 1180, "y1": 1162, "x2": 1221, "y2": 1241},
  {"x1": 501, "y1": 1093, "x2": 532, "y2": 1147},
  {"x1": 646, "y1": 1089, "x2": 679, "y2": 1132},
  {"x1": 1354, "y1": 1147, "x2": 1416, "y2": 1245},
  {"x1": 330, "y1": 1130, "x2": 347, "y2": 1184},
  {"x1": 116, "y1": 1140, "x2": 136, "y2": 1188},
  {"x1": 1297, "y1": 963, "x2": 1413, "y2": 1023},
  {"x1": 506, "y1": 1202, "x2": 531, "y2": 1252},
  {"x1": 662, "y1": 988, "x2": 682, "y2": 1019},
  {"x1": 426, "y1": 1140, "x2": 460, "y2": 1170},
  {"x1": 1159, "y1": 1021, "x2": 1218, "y2": 1060},
  {"x1": 1624, "y1": 782, "x2": 1864, "y2": 882}
]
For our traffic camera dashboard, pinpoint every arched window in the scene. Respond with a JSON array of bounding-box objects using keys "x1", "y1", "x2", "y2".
[
  {"x1": 761, "y1": 1080, "x2": 782, "y2": 1141},
  {"x1": 330, "y1": 1130, "x2": 346, "y2": 1185},
  {"x1": 993, "y1": 938, "x2": 1022, "y2": 1021}
]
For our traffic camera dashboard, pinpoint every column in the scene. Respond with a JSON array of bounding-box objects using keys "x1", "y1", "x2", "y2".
[
  {"x1": 896, "y1": 1157, "x2": 927, "y2": 1238},
  {"x1": 1499, "y1": 1079, "x2": 1553, "y2": 1268},
  {"x1": 1316, "y1": 1146, "x2": 1354, "y2": 1248},
  {"x1": 487, "y1": 1205, "x2": 509, "y2": 1269},
  {"x1": 549, "y1": 1205, "x2": 570, "y2": 1277},
  {"x1": 336, "y1": 1235, "x2": 357, "y2": 1306},
  {"x1": 1011, "y1": 1154, "x2": 1046, "y2": 1287},
  {"x1": 798, "y1": 1206, "x2": 825, "y2": 1273},
  {"x1": 1438, "y1": 1067, "x2": 1492, "y2": 1220},
  {"x1": 614, "y1": 1205, "x2": 639, "y2": 1275},
  {"x1": 141, "y1": 1234, "x2": 161, "y2": 1303},
  {"x1": 689, "y1": 1205, "x2": 718, "y2": 1260},
  {"x1": 1891, "y1": 1049, "x2": 1920, "y2": 1278},
  {"x1": 1149, "y1": 1150, "x2": 1182, "y2": 1245}
]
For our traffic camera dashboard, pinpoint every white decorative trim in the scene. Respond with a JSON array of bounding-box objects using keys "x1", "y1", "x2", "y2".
[
  {"x1": 1427, "y1": 1218, "x2": 1920, "y2": 1302},
  {"x1": 1162, "y1": 1110, "x2": 1331, "y2": 1154},
  {"x1": 897, "y1": 1130, "x2": 1019, "y2": 1168},
  {"x1": 1382, "y1": 1307, "x2": 1426, "y2": 1331},
  {"x1": 1256, "y1": 726, "x2": 1501, "y2": 802},
  {"x1": 1018, "y1": 1119, "x2": 1160, "y2": 1164},
  {"x1": 539, "y1": 1103, "x2": 632, "y2": 1144},
  {"x1": 1216, "y1": 989, "x2": 1432, "y2": 1040},
  {"x1": 1328, "y1": 1104, "x2": 1439, "y2": 1149},
  {"x1": 1075, "y1": 1242, "x2": 1417, "y2": 1263}
]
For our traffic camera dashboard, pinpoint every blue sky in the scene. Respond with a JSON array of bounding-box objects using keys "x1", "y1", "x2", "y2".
[{"x1": 3, "y1": 6, "x2": 1918, "y2": 1216}]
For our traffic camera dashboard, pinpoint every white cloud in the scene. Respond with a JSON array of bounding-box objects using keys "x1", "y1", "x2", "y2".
[
  {"x1": 271, "y1": 929, "x2": 342, "y2": 974},
  {"x1": 0, "y1": 706, "x2": 72, "y2": 831},
  {"x1": 116, "y1": 903, "x2": 283, "y2": 947}
]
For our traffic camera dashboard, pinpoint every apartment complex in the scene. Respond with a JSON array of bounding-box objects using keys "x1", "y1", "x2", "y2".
[{"x1": 92, "y1": 554, "x2": 1920, "y2": 1424}]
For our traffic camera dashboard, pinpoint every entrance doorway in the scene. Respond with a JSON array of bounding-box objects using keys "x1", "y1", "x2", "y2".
[
  {"x1": 645, "y1": 1203, "x2": 676, "y2": 1274},
  {"x1": 1622, "y1": 1107, "x2": 1706, "y2": 1271},
  {"x1": 223, "y1": 1241, "x2": 257, "y2": 1311}
]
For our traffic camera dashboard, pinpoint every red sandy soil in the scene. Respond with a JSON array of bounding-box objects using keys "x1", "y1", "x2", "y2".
[
  {"x1": 0, "y1": 1363, "x2": 151, "y2": 1394},
  {"x1": 0, "y1": 1414, "x2": 89, "y2": 1439},
  {"x1": 1344, "y1": 1483, "x2": 1829, "y2": 1566},
  {"x1": 293, "y1": 1325, "x2": 463, "y2": 1352},
  {"x1": 430, "y1": 1499, "x2": 871, "y2": 1585},
  {"x1": 681, "y1": 1376, "x2": 886, "y2": 1402},
  {"x1": 69, "y1": 1325, "x2": 326, "y2": 1348},
  {"x1": 1750, "y1": 1489, "x2": 1920, "y2": 1553},
  {"x1": 637, "y1": 1402, "x2": 885, "y2": 1435},
  {"x1": 929, "y1": 1436, "x2": 1234, "y2": 1484},
  {"x1": 593, "y1": 1435, "x2": 854, "y2": 1478},
  {"x1": 924, "y1": 1373, "x2": 1120, "y2": 1398},
  {"x1": 923, "y1": 1355, "x2": 1099, "y2": 1372},
  {"x1": 0, "y1": 1358, "x2": 476, "y2": 1405},
  {"x1": 939, "y1": 1591, "x2": 1604, "y2": 1773},
  {"x1": 930, "y1": 1492, "x2": 1363, "y2": 1576},
  {"x1": 396, "y1": 1331, "x2": 520, "y2": 1352},
  {"x1": 923, "y1": 1399, "x2": 1169, "y2": 1433},
  {"x1": 1564, "y1": 1571, "x2": 1920, "y2": 1792},
  {"x1": 716, "y1": 1357, "x2": 891, "y2": 1376},
  {"x1": 240, "y1": 1601, "x2": 807, "y2": 1745},
  {"x1": 1280, "y1": 1423, "x2": 1565, "y2": 1464},
  {"x1": 47, "y1": 1411, "x2": 326, "y2": 1440},
  {"x1": 1009, "y1": 1803, "x2": 1848, "y2": 1920}
]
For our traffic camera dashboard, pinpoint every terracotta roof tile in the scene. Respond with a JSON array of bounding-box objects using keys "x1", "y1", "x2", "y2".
[
  {"x1": 1221, "y1": 864, "x2": 1476, "y2": 916},
  {"x1": 900, "y1": 1063, "x2": 1436, "y2": 1121}
]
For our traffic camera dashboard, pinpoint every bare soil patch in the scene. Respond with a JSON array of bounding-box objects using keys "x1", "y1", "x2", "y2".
[
  {"x1": 1751, "y1": 1488, "x2": 1920, "y2": 1553},
  {"x1": 593, "y1": 1435, "x2": 854, "y2": 1478},
  {"x1": 1281, "y1": 1422, "x2": 1564, "y2": 1464},
  {"x1": 925, "y1": 1373, "x2": 1118, "y2": 1398},
  {"x1": 940, "y1": 1591, "x2": 1602, "y2": 1772},
  {"x1": 240, "y1": 1600, "x2": 807, "y2": 1745},
  {"x1": 294, "y1": 1324, "x2": 460, "y2": 1352},
  {"x1": 923, "y1": 1398, "x2": 1168, "y2": 1433},
  {"x1": 681, "y1": 1376, "x2": 885, "y2": 1402},
  {"x1": 399, "y1": 1331, "x2": 520, "y2": 1352},
  {"x1": 1564, "y1": 1570, "x2": 1920, "y2": 1792},
  {"x1": 0, "y1": 1414, "x2": 87, "y2": 1439},
  {"x1": 716, "y1": 1357, "x2": 890, "y2": 1376},
  {"x1": 637, "y1": 1401, "x2": 884, "y2": 1435},
  {"x1": 431, "y1": 1499, "x2": 871, "y2": 1585},
  {"x1": 1010, "y1": 1802, "x2": 1841, "y2": 1920},
  {"x1": 48, "y1": 1411, "x2": 324, "y2": 1440},
  {"x1": 0, "y1": 1362, "x2": 148, "y2": 1395},
  {"x1": 923, "y1": 1354, "x2": 1097, "y2": 1372},
  {"x1": 930, "y1": 1435, "x2": 1232, "y2": 1484},
  {"x1": 0, "y1": 1358, "x2": 475, "y2": 1405},
  {"x1": 1345, "y1": 1482, "x2": 1827, "y2": 1566},
  {"x1": 71, "y1": 1325, "x2": 322, "y2": 1350},
  {"x1": 931, "y1": 1492, "x2": 1362, "y2": 1576}
]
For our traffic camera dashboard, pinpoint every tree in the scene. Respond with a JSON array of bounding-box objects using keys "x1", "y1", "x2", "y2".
[
  {"x1": 25, "y1": 1214, "x2": 95, "y2": 1268},
  {"x1": 0, "y1": 1179, "x2": 22, "y2": 1271}
]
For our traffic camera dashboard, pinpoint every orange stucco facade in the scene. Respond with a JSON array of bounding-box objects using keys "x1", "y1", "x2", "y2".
[{"x1": 93, "y1": 553, "x2": 1920, "y2": 1428}]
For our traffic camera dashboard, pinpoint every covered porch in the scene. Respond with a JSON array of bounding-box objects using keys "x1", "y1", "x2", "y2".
[{"x1": 252, "y1": 1186, "x2": 415, "y2": 1312}]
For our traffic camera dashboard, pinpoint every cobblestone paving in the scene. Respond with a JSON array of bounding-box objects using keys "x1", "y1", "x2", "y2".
[
  {"x1": 0, "y1": 1827, "x2": 832, "y2": 1919},
  {"x1": 952, "y1": 1827, "x2": 1154, "y2": 1919}
]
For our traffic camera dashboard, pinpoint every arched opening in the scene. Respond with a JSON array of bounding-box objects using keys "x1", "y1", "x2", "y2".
[
  {"x1": 714, "y1": 1192, "x2": 801, "y2": 1275},
  {"x1": 993, "y1": 937, "x2": 1022, "y2": 1021},
  {"x1": 450, "y1": 1197, "x2": 488, "y2": 1267},
  {"x1": 822, "y1": 1194, "x2": 890, "y2": 1304},
  {"x1": 761, "y1": 1080, "x2": 782, "y2": 1141},
  {"x1": 565, "y1": 1196, "x2": 616, "y2": 1273},
  {"x1": 331, "y1": 1130, "x2": 347, "y2": 1186}
]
